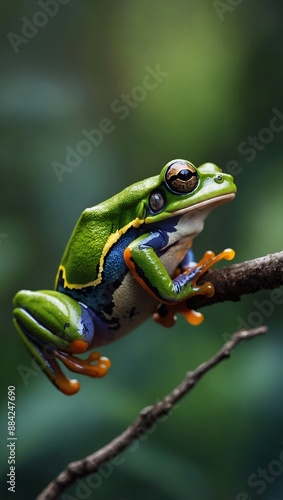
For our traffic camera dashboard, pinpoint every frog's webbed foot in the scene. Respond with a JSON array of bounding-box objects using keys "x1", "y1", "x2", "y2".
[
  {"x1": 13, "y1": 290, "x2": 111, "y2": 395},
  {"x1": 153, "y1": 248, "x2": 235, "y2": 327},
  {"x1": 154, "y1": 304, "x2": 204, "y2": 327},
  {"x1": 47, "y1": 348, "x2": 111, "y2": 395},
  {"x1": 186, "y1": 248, "x2": 235, "y2": 296}
]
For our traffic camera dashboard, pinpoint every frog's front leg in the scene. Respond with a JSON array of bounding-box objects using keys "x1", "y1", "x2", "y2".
[
  {"x1": 154, "y1": 247, "x2": 204, "y2": 327},
  {"x1": 154, "y1": 248, "x2": 235, "y2": 327},
  {"x1": 13, "y1": 290, "x2": 111, "y2": 395},
  {"x1": 124, "y1": 230, "x2": 216, "y2": 304}
]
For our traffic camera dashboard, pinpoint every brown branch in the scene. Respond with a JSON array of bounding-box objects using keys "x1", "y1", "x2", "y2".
[
  {"x1": 187, "y1": 251, "x2": 283, "y2": 310},
  {"x1": 37, "y1": 251, "x2": 282, "y2": 499},
  {"x1": 37, "y1": 325, "x2": 268, "y2": 500}
]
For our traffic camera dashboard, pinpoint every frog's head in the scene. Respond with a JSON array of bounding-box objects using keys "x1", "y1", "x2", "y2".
[{"x1": 142, "y1": 159, "x2": 236, "y2": 225}]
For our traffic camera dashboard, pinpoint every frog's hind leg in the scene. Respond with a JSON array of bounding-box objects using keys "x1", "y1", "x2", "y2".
[{"x1": 13, "y1": 290, "x2": 111, "y2": 395}]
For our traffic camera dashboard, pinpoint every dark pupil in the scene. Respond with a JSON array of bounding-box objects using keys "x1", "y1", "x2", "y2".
[
  {"x1": 170, "y1": 169, "x2": 195, "y2": 183},
  {"x1": 177, "y1": 169, "x2": 193, "y2": 180}
]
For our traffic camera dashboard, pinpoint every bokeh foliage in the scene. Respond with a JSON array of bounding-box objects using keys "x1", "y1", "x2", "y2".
[{"x1": 1, "y1": 1, "x2": 283, "y2": 499}]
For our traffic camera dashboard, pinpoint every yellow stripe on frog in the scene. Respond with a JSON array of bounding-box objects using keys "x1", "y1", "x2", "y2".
[{"x1": 54, "y1": 217, "x2": 144, "y2": 290}]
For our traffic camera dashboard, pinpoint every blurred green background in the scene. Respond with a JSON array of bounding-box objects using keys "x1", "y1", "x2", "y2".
[{"x1": 1, "y1": 1, "x2": 283, "y2": 499}]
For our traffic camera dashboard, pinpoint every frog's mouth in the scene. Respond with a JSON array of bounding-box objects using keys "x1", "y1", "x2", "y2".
[{"x1": 168, "y1": 192, "x2": 236, "y2": 217}]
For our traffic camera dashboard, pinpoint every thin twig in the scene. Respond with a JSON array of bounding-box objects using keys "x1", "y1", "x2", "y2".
[{"x1": 38, "y1": 325, "x2": 268, "y2": 500}]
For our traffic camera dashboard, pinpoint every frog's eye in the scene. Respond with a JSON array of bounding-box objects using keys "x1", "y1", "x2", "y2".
[
  {"x1": 165, "y1": 161, "x2": 199, "y2": 194},
  {"x1": 149, "y1": 189, "x2": 166, "y2": 213}
]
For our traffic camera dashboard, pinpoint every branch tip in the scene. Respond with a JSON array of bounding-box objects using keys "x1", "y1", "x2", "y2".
[
  {"x1": 38, "y1": 324, "x2": 269, "y2": 500},
  {"x1": 38, "y1": 251, "x2": 280, "y2": 499}
]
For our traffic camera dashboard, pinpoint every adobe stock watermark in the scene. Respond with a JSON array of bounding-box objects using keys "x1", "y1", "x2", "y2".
[
  {"x1": 17, "y1": 326, "x2": 80, "y2": 386},
  {"x1": 17, "y1": 345, "x2": 178, "y2": 499},
  {"x1": 7, "y1": 0, "x2": 71, "y2": 54},
  {"x1": 225, "y1": 107, "x2": 283, "y2": 178},
  {"x1": 213, "y1": 0, "x2": 245, "y2": 22},
  {"x1": 51, "y1": 64, "x2": 170, "y2": 183},
  {"x1": 60, "y1": 403, "x2": 178, "y2": 500},
  {"x1": 236, "y1": 441, "x2": 283, "y2": 499},
  {"x1": 222, "y1": 287, "x2": 283, "y2": 342},
  {"x1": 17, "y1": 344, "x2": 59, "y2": 387}
]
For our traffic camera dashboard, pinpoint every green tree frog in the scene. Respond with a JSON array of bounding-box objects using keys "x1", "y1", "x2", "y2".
[{"x1": 13, "y1": 160, "x2": 236, "y2": 395}]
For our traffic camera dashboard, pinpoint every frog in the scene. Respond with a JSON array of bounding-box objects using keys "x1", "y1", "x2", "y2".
[{"x1": 13, "y1": 159, "x2": 236, "y2": 395}]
